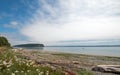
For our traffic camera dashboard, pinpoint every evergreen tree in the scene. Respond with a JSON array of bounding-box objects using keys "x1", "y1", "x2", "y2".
[{"x1": 0, "y1": 36, "x2": 10, "y2": 47}]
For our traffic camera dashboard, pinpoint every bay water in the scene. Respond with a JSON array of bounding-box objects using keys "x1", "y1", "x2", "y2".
[{"x1": 16, "y1": 46, "x2": 120, "y2": 57}]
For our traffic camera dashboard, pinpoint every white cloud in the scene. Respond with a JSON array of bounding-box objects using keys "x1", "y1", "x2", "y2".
[
  {"x1": 21, "y1": 0, "x2": 120, "y2": 45},
  {"x1": 10, "y1": 21, "x2": 18, "y2": 26},
  {"x1": 4, "y1": 21, "x2": 18, "y2": 28}
]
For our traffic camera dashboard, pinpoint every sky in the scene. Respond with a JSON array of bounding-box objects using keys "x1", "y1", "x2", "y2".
[{"x1": 0, "y1": 0, "x2": 120, "y2": 46}]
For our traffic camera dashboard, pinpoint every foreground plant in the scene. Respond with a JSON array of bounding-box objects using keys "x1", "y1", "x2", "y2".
[
  {"x1": 0, "y1": 48, "x2": 94, "y2": 75},
  {"x1": 0, "y1": 49, "x2": 65, "y2": 75},
  {"x1": 76, "y1": 69, "x2": 93, "y2": 75}
]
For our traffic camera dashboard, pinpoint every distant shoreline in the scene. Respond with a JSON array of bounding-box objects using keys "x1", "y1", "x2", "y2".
[{"x1": 46, "y1": 45, "x2": 120, "y2": 47}]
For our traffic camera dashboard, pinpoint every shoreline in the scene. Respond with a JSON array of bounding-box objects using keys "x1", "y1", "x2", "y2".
[
  {"x1": 13, "y1": 46, "x2": 120, "y2": 57},
  {"x1": 13, "y1": 48, "x2": 120, "y2": 75},
  {"x1": 15, "y1": 47, "x2": 120, "y2": 58}
]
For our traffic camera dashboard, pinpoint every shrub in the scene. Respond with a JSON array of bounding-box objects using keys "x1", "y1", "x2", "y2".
[{"x1": 0, "y1": 36, "x2": 10, "y2": 47}]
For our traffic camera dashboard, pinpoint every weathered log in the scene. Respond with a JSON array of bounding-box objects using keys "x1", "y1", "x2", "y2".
[{"x1": 92, "y1": 65, "x2": 120, "y2": 74}]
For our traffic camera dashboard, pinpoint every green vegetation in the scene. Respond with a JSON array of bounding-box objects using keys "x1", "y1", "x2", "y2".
[
  {"x1": 14, "y1": 44, "x2": 44, "y2": 47},
  {"x1": 0, "y1": 36, "x2": 10, "y2": 47},
  {"x1": 0, "y1": 49, "x2": 64, "y2": 75},
  {"x1": 76, "y1": 69, "x2": 93, "y2": 75},
  {"x1": 0, "y1": 48, "x2": 94, "y2": 75}
]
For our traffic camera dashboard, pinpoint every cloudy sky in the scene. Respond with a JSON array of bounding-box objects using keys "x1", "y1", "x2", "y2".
[{"x1": 0, "y1": 0, "x2": 120, "y2": 46}]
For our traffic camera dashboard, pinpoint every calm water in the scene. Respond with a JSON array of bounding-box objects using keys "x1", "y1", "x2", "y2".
[{"x1": 16, "y1": 47, "x2": 120, "y2": 57}]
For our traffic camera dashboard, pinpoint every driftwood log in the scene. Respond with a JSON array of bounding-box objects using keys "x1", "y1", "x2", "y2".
[{"x1": 92, "y1": 65, "x2": 120, "y2": 74}]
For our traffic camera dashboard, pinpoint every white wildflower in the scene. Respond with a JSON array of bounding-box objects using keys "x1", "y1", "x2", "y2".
[
  {"x1": 11, "y1": 73, "x2": 15, "y2": 75},
  {"x1": 21, "y1": 71, "x2": 24, "y2": 73},
  {"x1": 30, "y1": 61, "x2": 35, "y2": 65},
  {"x1": 8, "y1": 59, "x2": 13, "y2": 64},
  {"x1": 39, "y1": 73, "x2": 41, "y2": 75},
  {"x1": 39, "y1": 72, "x2": 43, "y2": 75},
  {"x1": 7, "y1": 64, "x2": 11, "y2": 68},
  {"x1": 36, "y1": 69, "x2": 39, "y2": 71},
  {"x1": 15, "y1": 70, "x2": 19, "y2": 73},
  {"x1": 46, "y1": 71, "x2": 49, "y2": 75},
  {"x1": 3, "y1": 61, "x2": 7, "y2": 65},
  {"x1": 27, "y1": 70, "x2": 30, "y2": 72},
  {"x1": 26, "y1": 63, "x2": 30, "y2": 66}
]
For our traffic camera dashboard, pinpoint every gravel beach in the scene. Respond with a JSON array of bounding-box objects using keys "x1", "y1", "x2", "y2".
[{"x1": 13, "y1": 48, "x2": 120, "y2": 75}]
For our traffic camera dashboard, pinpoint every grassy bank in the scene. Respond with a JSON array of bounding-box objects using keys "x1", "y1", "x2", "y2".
[{"x1": 0, "y1": 48, "x2": 65, "y2": 75}]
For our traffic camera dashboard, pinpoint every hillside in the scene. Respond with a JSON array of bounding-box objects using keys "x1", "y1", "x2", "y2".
[{"x1": 14, "y1": 44, "x2": 44, "y2": 47}]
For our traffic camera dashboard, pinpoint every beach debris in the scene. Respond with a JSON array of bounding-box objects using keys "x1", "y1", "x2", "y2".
[
  {"x1": 72, "y1": 61, "x2": 79, "y2": 64},
  {"x1": 92, "y1": 65, "x2": 120, "y2": 74}
]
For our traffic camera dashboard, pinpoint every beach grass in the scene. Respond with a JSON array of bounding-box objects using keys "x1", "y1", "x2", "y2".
[
  {"x1": 76, "y1": 69, "x2": 93, "y2": 75},
  {"x1": 0, "y1": 48, "x2": 65, "y2": 75}
]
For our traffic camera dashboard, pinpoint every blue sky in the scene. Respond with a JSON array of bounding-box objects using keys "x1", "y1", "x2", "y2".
[
  {"x1": 0, "y1": 0, "x2": 120, "y2": 46},
  {"x1": 0, "y1": 0, "x2": 39, "y2": 45}
]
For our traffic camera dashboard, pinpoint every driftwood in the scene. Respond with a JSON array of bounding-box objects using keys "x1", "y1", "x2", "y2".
[{"x1": 92, "y1": 65, "x2": 120, "y2": 74}]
